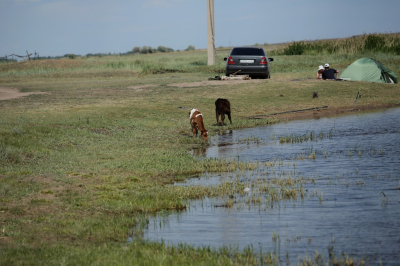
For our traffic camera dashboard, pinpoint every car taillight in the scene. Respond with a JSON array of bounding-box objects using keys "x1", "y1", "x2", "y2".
[
  {"x1": 259, "y1": 57, "x2": 268, "y2": 65},
  {"x1": 227, "y1": 56, "x2": 235, "y2": 65}
]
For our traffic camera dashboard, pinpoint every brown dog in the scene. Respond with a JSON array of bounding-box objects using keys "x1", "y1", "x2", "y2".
[
  {"x1": 215, "y1": 98, "x2": 232, "y2": 126},
  {"x1": 189, "y1": 108, "x2": 208, "y2": 141}
]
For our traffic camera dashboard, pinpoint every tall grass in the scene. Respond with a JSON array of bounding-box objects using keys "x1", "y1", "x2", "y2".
[
  {"x1": 271, "y1": 33, "x2": 400, "y2": 56},
  {"x1": 0, "y1": 50, "x2": 227, "y2": 78}
]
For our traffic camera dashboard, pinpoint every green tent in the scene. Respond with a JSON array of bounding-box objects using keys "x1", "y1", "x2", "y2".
[{"x1": 339, "y1": 58, "x2": 398, "y2": 84}]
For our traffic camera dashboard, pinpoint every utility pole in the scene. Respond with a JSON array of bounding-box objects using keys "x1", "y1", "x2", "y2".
[{"x1": 207, "y1": 0, "x2": 215, "y2": 65}]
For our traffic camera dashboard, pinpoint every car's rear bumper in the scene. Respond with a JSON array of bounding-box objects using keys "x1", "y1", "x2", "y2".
[{"x1": 225, "y1": 65, "x2": 269, "y2": 75}]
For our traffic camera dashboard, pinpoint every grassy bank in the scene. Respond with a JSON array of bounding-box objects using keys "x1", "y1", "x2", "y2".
[{"x1": 1, "y1": 36, "x2": 400, "y2": 265}]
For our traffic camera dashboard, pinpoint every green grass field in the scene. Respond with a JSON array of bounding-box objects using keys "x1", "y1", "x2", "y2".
[{"x1": 1, "y1": 34, "x2": 400, "y2": 265}]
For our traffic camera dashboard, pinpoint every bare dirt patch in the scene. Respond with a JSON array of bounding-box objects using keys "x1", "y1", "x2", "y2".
[
  {"x1": 169, "y1": 79, "x2": 266, "y2": 88},
  {"x1": 127, "y1": 84, "x2": 156, "y2": 92},
  {"x1": 0, "y1": 86, "x2": 47, "y2": 100}
]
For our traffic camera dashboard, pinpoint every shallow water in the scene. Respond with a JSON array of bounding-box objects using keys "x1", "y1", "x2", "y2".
[{"x1": 138, "y1": 107, "x2": 400, "y2": 265}]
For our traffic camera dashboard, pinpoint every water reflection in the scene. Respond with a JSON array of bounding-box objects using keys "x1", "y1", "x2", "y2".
[
  {"x1": 141, "y1": 107, "x2": 400, "y2": 265},
  {"x1": 191, "y1": 146, "x2": 207, "y2": 157}
]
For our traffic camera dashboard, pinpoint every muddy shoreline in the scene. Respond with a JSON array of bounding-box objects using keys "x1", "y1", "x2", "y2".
[{"x1": 250, "y1": 104, "x2": 400, "y2": 122}]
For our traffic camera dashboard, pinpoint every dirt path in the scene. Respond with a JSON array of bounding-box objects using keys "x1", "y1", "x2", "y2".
[
  {"x1": 168, "y1": 79, "x2": 266, "y2": 88},
  {"x1": 0, "y1": 86, "x2": 47, "y2": 100}
]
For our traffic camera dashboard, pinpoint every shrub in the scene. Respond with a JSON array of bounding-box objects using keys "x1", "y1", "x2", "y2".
[
  {"x1": 185, "y1": 45, "x2": 195, "y2": 51},
  {"x1": 132, "y1": 46, "x2": 140, "y2": 53},
  {"x1": 282, "y1": 41, "x2": 306, "y2": 55},
  {"x1": 140, "y1": 46, "x2": 148, "y2": 54},
  {"x1": 147, "y1": 46, "x2": 156, "y2": 54},
  {"x1": 157, "y1": 46, "x2": 174, "y2": 53},
  {"x1": 364, "y1": 34, "x2": 385, "y2": 51}
]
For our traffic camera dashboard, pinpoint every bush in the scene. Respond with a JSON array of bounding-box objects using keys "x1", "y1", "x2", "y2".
[
  {"x1": 364, "y1": 34, "x2": 385, "y2": 51},
  {"x1": 147, "y1": 46, "x2": 156, "y2": 54},
  {"x1": 132, "y1": 46, "x2": 140, "y2": 53},
  {"x1": 185, "y1": 45, "x2": 195, "y2": 51},
  {"x1": 140, "y1": 46, "x2": 148, "y2": 54},
  {"x1": 157, "y1": 46, "x2": 174, "y2": 53},
  {"x1": 139, "y1": 46, "x2": 157, "y2": 54},
  {"x1": 282, "y1": 42, "x2": 306, "y2": 55}
]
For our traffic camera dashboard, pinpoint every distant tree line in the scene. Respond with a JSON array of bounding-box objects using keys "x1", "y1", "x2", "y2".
[
  {"x1": 2, "y1": 44, "x2": 197, "y2": 62},
  {"x1": 131, "y1": 45, "x2": 196, "y2": 54},
  {"x1": 132, "y1": 46, "x2": 175, "y2": 54}
]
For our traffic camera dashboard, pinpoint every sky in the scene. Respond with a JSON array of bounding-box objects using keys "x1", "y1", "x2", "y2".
[{"x1": 1, "y1": 0, "x2": 400, "y2": 58}]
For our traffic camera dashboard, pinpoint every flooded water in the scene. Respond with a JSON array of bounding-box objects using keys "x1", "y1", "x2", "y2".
[{"x1": 139, "y1": 107, "x2": 400, "y2": 265}]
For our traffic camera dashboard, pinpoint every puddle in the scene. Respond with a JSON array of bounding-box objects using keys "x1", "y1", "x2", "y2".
[{"x1": 134, "y1": 107, "x2": 400, "y2": 264}]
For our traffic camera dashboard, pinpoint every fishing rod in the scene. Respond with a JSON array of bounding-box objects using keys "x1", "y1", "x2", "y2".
[
  {"x1": 354, "y1": 85, "x2": 361, "y2": 110},
  {"x1": 247, "y1": 106, "x2": 328, "y2": 119}
]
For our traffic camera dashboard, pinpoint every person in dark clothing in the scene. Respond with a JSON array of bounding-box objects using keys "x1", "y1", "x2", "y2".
[{"x1": 322, "y1": 63, "x2": 339, "y2": 80}]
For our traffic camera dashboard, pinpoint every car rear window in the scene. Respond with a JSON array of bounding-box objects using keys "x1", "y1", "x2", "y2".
[{"x1": 230, "y1": 48, "x2": 265, "y2": 56}]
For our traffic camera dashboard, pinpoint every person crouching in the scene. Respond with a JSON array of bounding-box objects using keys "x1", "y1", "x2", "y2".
[{"x1": 322, "y1": 63, "x2": 339, "y2": 80}]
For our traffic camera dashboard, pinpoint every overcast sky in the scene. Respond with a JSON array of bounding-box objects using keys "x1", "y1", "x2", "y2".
[{"x1": 1, "y1": 0, "x2": 400, "y2": 57}]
